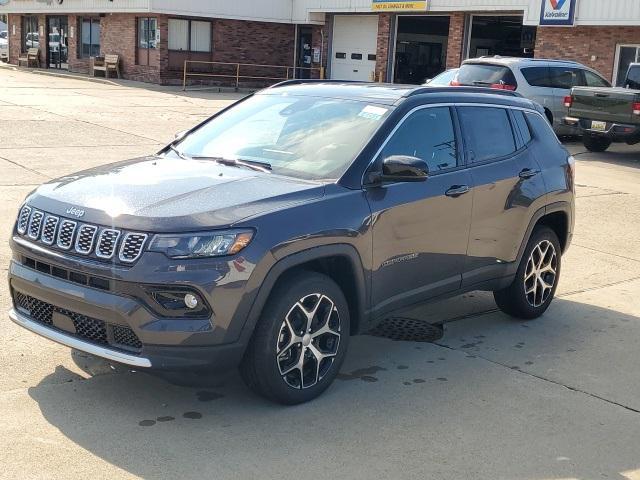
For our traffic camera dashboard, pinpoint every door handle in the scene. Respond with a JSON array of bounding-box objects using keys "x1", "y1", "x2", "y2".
[
  {"x1": 519, "y1": 168, "x2": 540, "y2": 179},
  {"x1": 445, "y1": 185, "x2": 470, "y2": 197}
]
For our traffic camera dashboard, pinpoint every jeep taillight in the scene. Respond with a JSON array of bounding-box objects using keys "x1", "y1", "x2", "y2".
[
  {"x1": 564, "y1": 96, "x2": 573, "y2": 108},
  {"x1": 633, "y1": 102, "x2": 640, "y2": 115}
]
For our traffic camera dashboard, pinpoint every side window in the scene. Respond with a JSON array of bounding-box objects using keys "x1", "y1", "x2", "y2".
[
  {"x1": 521, "y1": 67, "x2": 551, "y2": 87},
  {"x1": 549, "y1": 67, "x2": 581, "y2": 89},
  {"x1": 379, "y1": 107, "x2": 458, "y2": 173},
  {"x1": 512, "y1": 110, "x2": 532, "y2": 145},
  {"x1": 626, "y1": 66, "x2": 640, "y2": 89},
  {"x1": 584, "y1": 70, "x2": 611, "y2": 88},
  {"x1": 458, "y1": 107, "x2": 516, "y2": 163}
]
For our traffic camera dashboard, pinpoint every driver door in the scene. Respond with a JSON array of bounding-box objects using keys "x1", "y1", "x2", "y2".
[{"x1": 364, "y1": 106, "x2": 473, "y2": 317}]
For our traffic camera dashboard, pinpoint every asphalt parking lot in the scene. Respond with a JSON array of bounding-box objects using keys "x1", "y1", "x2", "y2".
[{"x1": 1, "y1": 65, "x2": 640, "y2": 480}]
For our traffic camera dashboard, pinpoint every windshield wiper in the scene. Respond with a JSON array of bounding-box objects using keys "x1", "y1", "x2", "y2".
[
  {"x1": 191, "y1": 156, "x2": 272, "y2": 172},
  {"x1": 168, "y1": 144, "x2": 191, "y2": 161}
]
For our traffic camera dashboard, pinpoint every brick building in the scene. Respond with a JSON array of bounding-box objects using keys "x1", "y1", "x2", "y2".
[{"x1": 1, "y1": 0, "x2": 639, "y2": 86}]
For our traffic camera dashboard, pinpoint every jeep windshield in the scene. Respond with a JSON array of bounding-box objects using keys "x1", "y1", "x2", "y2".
[{"x1": 171, "y1": 94, "x2": 392, "y2": 181}]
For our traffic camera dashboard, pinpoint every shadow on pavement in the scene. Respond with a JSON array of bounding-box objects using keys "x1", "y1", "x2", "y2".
[{"x1": 28, "y1": 298, "x2": 640, "y2": 479}]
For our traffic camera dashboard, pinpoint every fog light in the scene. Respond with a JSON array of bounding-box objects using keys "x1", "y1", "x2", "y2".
[{"x1": 184, "y1": 293, "x2": 199, "y2": 309}]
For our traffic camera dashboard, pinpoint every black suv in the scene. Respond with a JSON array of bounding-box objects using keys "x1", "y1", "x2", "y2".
[{"x1": 9, "y1": 82, "x2": 575, "y2": 404}]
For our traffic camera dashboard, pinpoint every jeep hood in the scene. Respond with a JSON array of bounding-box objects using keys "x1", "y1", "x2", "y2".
[{"x1": 26, "y1": 156, "x2": 326, "y2": 231}]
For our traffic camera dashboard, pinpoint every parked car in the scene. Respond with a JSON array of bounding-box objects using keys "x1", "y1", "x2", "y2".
[
  {"x1": 564, "y1": 63, "x2": 640, "y2": 152},
  {"x1": 423, "y1": 68, "x2": 459, "y2": 87},
  {"x1": 0, "y1": 31, "x2": 8, "y2": 61},
  {"x1": 9, "y1": 82, "x2": 575, "y2": 404},
  {"x1": 451, "y1": 56, "x2": 611, "y2": 135}
]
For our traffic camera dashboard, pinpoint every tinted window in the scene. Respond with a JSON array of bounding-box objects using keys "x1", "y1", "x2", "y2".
[
  {"x1": 521, "y1": 67, "x2": 551, "y2": 87},
  {"x1": 512, "y1": 110, "x2": 532, "y2": 145},
  {"x1": 458, "y1": 107, "x2": 516, "y2": 163},
  {"x1": 583, "y1": 70, "x2": 610, "y2": 88},
  {"x1": 455, "y1": 64, "x2": 518, "y2": 89},
  {"x1": 626, "y1": 65, "x2": 640, "y2": 89},
  {"x1": 380, "y1": 107, "x2": 458, "y2": 173},
  {"x1": 549, "y1": 67, "x2": 581, "y2": 89}
]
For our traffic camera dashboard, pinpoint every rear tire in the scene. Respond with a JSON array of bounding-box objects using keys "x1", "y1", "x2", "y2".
[
  {"x1": 583, "y1": 136, "x2": 611, "y2": 152},
  {"x1": 240, "y1": 271, "x2": 350, "y2": 404},
  {"x1": 494, "y1": 227, "x2": 561, "y2": 320}
]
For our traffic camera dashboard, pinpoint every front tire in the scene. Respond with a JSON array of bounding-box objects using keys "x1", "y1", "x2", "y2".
[
  {"x1": 583, "y1": 136, "x2": 611, "y2": 152},
  {"x1": 494, "y1": 227, "x2": 561, "y2": 320},
  {"x1": 240, "y1": 271, "x2": 350, "y2": 404}
]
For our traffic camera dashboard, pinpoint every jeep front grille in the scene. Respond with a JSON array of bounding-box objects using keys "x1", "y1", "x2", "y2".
[
  {"x1": 27, "y1": 210, "x2": 44, "y2": 240},
  {"x1": 56, "y1": 220, "x2": 77, "y2": 250},
  {"x1": 15, "y1": 206, "x2": 149, "y2": 265},
  {"x1": 17, "y1": 206, "x2": 32, "y2": 234},
  {"x1": 96, "y1": 229, "x2": 121, "y2": 259},
  {"x1": 119, "y1": 233, "x2": 148, "y2": 263},
  {"x1": 75, "y1": 224, "x2": 98, "y2": 255},
  {"x1": 41, "y1": 215, "x2": 59, "y2": 245}
]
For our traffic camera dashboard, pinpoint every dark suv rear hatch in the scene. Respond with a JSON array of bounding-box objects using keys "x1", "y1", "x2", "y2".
[{"x1": 453, "y1": 63, "x2": 518, "y2": 91}]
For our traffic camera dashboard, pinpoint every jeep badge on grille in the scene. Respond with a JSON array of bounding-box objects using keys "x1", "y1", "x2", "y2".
[{"x1": 66, "y1": 207, "x2": 85, "y2": 218}]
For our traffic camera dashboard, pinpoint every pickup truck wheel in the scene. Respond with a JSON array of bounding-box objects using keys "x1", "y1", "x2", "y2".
[
  {"x1": 494, "y1": 227, "x2": 561, "y2": 320},
  {"x1": 583, "y1": 136, "x2": 611, "y2": 152},
  {"x1": 240, "y1": 271, "x2": 350, "y2": 404}
]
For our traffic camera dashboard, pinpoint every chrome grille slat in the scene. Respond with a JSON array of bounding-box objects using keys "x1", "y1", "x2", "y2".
[
  {"x1": 27, "y1": 210, "x2": 44, "y2": 240},
  {"x1": 17, "y1": 206, "x2": 32, "y2": 234},
  {"x1": 41, "y1": 215, "x2": 59, "y2": 245},
  {"x1": 16, "y1": 206, "x2": 147, "y2": 264},
  {"x1": 96, "y1": 229, "x2": 121, "y2": 259},
  {"x1": 75, "y1": 224, "x2": 98, "y2": 255},
  {"x1": 119, "y1": 233, "x2": 147, "y2": 263},
  {"x1": 56, "y1": 220, "x2": 77, "y2": 250}
]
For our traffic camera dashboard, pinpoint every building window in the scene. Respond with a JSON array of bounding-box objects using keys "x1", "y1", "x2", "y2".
[
  {"x1": 78, "y1": 17, "x2": 100, "y2": 58},
  {"x1": 137, "y1": 17, "x2": 157, "y2": 66},
  {"x1": 615, "y1": 45, "x2": 640, "y2": 86},
  {"x1": 168, "y1": 18, "x2": 211, "y2": 53},
  {"x1": 22, "y1": 16, "x2": 39, "y2": 52}
]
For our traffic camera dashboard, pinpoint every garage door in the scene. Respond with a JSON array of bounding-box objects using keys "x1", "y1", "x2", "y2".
[{"x1": 331, "y1": 16, "x2": 379, "y2": 81}]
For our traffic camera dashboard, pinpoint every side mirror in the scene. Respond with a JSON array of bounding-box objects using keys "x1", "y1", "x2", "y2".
[
  {"x1": 370, "y1": 155, "x2": 429, "y2": 184},
  {"x1": 174, "y1": 130, "x2": 188, "y2": 142}
]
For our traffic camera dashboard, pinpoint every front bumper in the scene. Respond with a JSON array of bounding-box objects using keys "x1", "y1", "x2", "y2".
[
  {"x1": 10, "y1": 307, "x2": 152, "y2": 368},
  {"x1": 8, "y1": 236, "x2": 258, "y2": 372}
]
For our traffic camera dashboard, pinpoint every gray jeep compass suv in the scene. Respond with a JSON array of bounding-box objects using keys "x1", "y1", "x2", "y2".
[{"x1": 9, "y1": 82, "x2": 575, "y2": 404}]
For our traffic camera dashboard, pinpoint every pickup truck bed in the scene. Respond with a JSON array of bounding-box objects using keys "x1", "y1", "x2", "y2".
[{"x1": 564, "y1": 80, "x2": 640, "y2": 152}]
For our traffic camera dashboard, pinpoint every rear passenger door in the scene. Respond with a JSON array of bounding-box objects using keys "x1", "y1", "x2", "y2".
[{"x1": 458, "y1": 106, "x2": 546, "y2": 287}]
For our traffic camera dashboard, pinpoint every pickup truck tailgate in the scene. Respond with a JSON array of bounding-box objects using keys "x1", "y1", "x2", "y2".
[{"x1": 569, "y1": 87, "x2": 639, "y2": 123}]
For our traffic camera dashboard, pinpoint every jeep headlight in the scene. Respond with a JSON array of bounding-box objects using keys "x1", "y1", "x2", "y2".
[{"x1": 149, "y1": 230, "x2": 253, "y2": 259}]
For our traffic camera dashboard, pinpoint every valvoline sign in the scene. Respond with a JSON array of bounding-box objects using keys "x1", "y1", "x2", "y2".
[{"x1": 540, "y1": 0, "x2": 577, "y2": 26}]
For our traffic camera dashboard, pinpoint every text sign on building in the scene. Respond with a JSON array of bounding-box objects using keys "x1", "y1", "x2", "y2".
[
  {"x1": 372, "y1": 0, "x2": 427, "y2": 12},
  {"x1": 539, "y1": 0, "x2": 577, "y2": 26}
]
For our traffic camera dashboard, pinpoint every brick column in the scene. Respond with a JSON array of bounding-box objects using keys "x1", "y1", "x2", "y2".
[
  {"x1": 8, "y1": 13, "x2": 20, "y2": 64},
  {"x1": 375, "y1": 13, "x2": 393, "y2": 82},
  {"x1": 446, "y1": 13, "x2": 465, "y2": 70}
]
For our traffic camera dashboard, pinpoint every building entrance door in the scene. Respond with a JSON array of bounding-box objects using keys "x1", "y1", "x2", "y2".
[{"x1": 47, "y1": 16, "x2": 68, "y2": 70}]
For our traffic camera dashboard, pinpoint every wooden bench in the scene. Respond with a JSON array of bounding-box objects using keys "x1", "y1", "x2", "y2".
[
  {"x1": 18, "y1": 48, "x2": 40, "y2": 68},
  {"x1": 91, "y1": 54, "x2": 121, "y2": 79}
]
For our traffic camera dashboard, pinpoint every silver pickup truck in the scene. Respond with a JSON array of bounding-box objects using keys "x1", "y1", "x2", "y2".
[{"x1": 564, "y1": 63, "x2": 640, "y2": 152}]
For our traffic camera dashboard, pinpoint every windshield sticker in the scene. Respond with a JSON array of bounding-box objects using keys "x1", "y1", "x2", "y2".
[{"x1": 359, "y1": 105, "x2": 388, "y2": 120}]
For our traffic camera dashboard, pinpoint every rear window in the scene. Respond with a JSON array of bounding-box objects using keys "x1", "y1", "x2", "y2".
[
  {"x1": 458, "y1": 106, "x2": 517, "y2": 163},
  {"x1": 626, "y1": 66, "x2": 640, "y2": 89},
  {"x1": 455, "y1": 64, "x2": 518, "y2": 89}
]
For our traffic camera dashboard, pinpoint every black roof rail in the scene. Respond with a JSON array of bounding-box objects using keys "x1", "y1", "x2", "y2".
[
  {"x1": 268, "y1": 79, "x2": 367, "y2": 89},
  {"x1": 404, "y1": 86, "x2": 523, "y2": 98}
]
